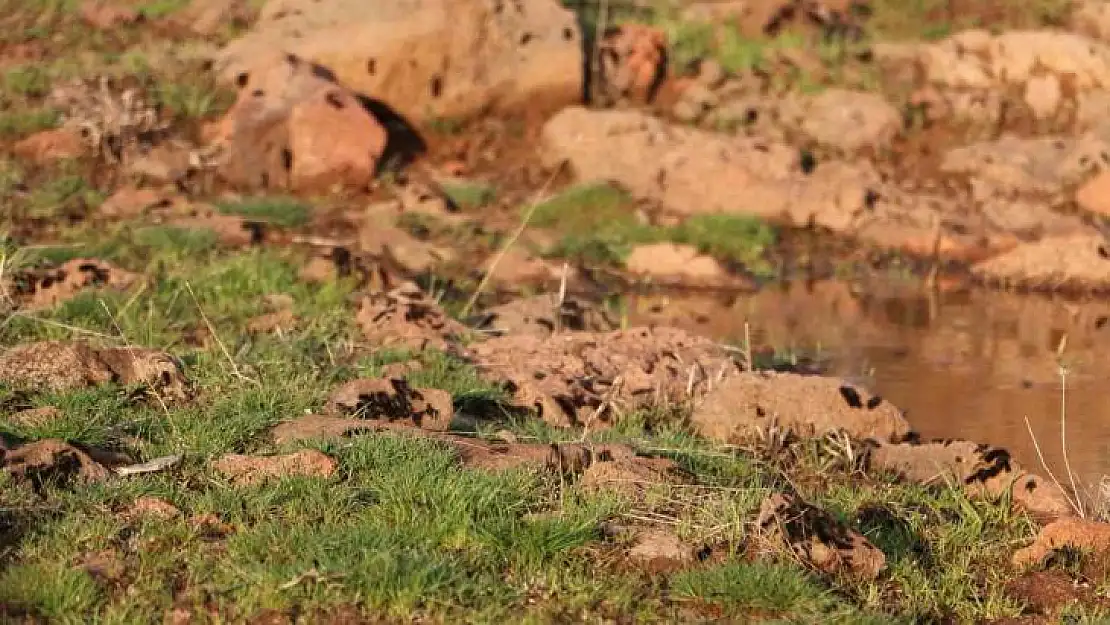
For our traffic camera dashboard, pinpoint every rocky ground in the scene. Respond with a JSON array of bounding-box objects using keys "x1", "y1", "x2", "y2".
[{"x1": 6, "y1": 0, "x2": 1110, "y2": 622}]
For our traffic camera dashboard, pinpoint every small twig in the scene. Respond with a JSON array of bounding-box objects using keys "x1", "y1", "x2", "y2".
[
  {"x1": 744, "y1": 322, "x2": 754, "y2": 372},
  {"x1": 184, "y1": 281, "x2": 258, "y2": 386},
  {"x1": 460, "y1": 161, "x2": 565, "y2": 318},
  {"x1": 1024, "y1": 415, "x2": 1084, "y2": 518}
]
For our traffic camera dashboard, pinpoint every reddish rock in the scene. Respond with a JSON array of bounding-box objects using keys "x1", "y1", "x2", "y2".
[
  {"x1": 13, "y1": 128, "x2": 85, "y2": 163},
  {"x1": 1013, "y1": 519, "x2": 1110, "y2": 567},
  {"x1": 596, "y1": 24, "x2": 668, "y2": 104},
  {"x1": 625, "y1": 243, "x2": 732, "y2": 287},
  {"x1": 756, "y1": 492, "x2": 886, "y2": 580},
  {"x1": 212, "y1": 450, "x2": 337, "y2": 486},
  {"x1": 287, "y1": 87, "x2": 387, "y2": 192},
  {"x1": 1077, "y1": 171, "x2": 1110, "y2": 217},
  {"x1": 216, "y1": 0, "x2": 583, "y2": 125},
  {"x1": 214, "y1": 52, "x2": 387, "y2": 193},
  {"x1": 692, "y1": 371, "x2": 912, "y2": 443},
  {"x1": 125, "y1": 496, "x2": 181, "y2": 521},
  {"x1": 326, "y1": 378, "x2": 454, "y2": 431},
  {"x1": 871, "y1": 439, "x2": 1076, "y2": 521},
  {"x1": 100, "y1": 187, "x2": 172, "y2": 218}
]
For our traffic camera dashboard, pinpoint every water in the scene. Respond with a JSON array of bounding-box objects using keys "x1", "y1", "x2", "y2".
[{"x1": 626, "y1": 280, "x2": 1110, "y2": 487}]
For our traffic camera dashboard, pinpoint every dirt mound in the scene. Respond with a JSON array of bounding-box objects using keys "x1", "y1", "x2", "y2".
[
  {"x1": 269, "y1": 414, "x2": 384, "y2": 445},
  {"x1": 972, "y1": 233, "x2": 1110, "y2": 292},
  {"x1": 756, "y1": 492, "x2": 886, "y2": 579},
  {"x1": 212, "y1": 450, "x2": 337, "y2": 486},
  {"x1": 123, "y1": 496, "x2": 182, "y2": 521},
  {"x1": 12, "y1": 128, "x2": 85, "y2": 164},
  {"x1": 470, "y1": 326, "x2": 739, "y2": 427},
  {"x1": 870, "y1": 439, "x2": 1076, "y2": 521},
  {"x1": 208, "y1": 50, "x2": 387, "y2": 193},
  {"x1": 1, "y1": 439, "x2": 125, "y2": 485},
  {"x1": 215, "y1": 0, "x2": 583, "y2": 125},
  {"x1": 691, "y1": 371, "x2": 912, "y2": 443},
  {"x1": 0, "y1": 341, "x2": 188, "y2": 399},
  {"x1": 2, "y1": 258, "x2": 137, "y2": 311},
  {"x1": 355, "y1": 282, "x2": 469, "y2": 351},
  {"x1": 475, "y1": 294, "x2": 618, "y2": 338},
  {"x1": 326, "y1": 377, "x2": 454, "y2": 431},
  {"x1": 1013, "y1": 518, "x2": 1110, "y2": 567}
]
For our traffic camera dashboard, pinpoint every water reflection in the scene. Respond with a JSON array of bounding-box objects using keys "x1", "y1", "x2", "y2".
[{"x1": 626, "y1": 281, "x2": 1110, "y2": 485}]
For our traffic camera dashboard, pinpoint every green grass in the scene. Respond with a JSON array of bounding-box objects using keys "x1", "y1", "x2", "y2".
[
  {"x1": 529, "y1": 183, "x2": 778, "y2": 275},
  {"x1": 0, "y1": 107, "x2": 61, "y2": 138},
  {"x1": 441, "y1": 181, "x2": 496, "y2": 210},
  {"x1": 0, "y1": 227, "x2": 1105, "y2": 621},
  {"x1": 215, "y1": 197, "x2": 311, "y2": 228}
]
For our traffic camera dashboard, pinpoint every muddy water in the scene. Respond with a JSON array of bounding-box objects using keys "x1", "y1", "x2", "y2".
[{"x1": 626, "y1": 281, "x2": 1110, "y2": 487}]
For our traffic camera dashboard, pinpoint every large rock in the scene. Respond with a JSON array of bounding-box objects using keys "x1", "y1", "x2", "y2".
[
  {"x1": 540, "y1": 107, "x2": 1029, "y2": 261},
  {"x1": 871, "y1": 439, "x2": 1076, "y2": 521},
  {"x1": 940, "y1": 134, "x2": 1110, "y2": 202},
  {"x1": 215, "y1": 0, "x2": 583, "y2": 124},
  {"x1": 691, "y1": 371, "x2": 912, "y2": 443},
  {"x1": 470, "y1": 326, "x2": 739, "y2": 428},
  {"x1": 876, "y1": 29, "x2": 1110, "y2": 126},
  {"x1": 973, "y1": 233, "x2": 1110, "y2": 292},
  {"x1": 213, "y1": 51, "x2": 388, "y2": 192},
  {"x1": 798, "y1": 89, "x2": 902, "y2": 154}
]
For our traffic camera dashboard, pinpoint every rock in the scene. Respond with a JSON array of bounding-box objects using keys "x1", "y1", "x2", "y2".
[
  {"x1": 125, "y1": 496, "x2": 181, "y2": 521},
  {"x1": 287, "y1": 85, "x2": 388, "y2": 192},
  {"x1": 576, "y1": 453, "x2": 681, "y2": 498},
  {"x1": 628, "y1": 529, "x2": 695, "y2": 568},
  {"x1": 1, "y1": 439, "x2": 113, "y2": 484},
  {"x1": 79, "y1": 0, "x2": 141, "y2": 30},
  {"x1": 212, "y1": 450, "x2": 337, "y2": 486},
  {"x1": 1077, "y1": 171, "x2": 1110, "y2": 217},
  {"x1": 940, "y1": 135, "x2": 1110, "y2": 200},
  {"x1": 2, "y1": 258, "x2": 137, "y2": 312},
  {"x1": 973, "y1": 233, "x2": 1110, "y2": 292},
  {"x1": 167, "y1": 208, "x2": 264, "y2": 247},
  {"x1": 355, "y1": 282, "x2": 469, "y2": 351},
  {"x1": 799, "y1": 89, "x2": 902, "y2": 153},
  {"x1": 480, "y1": 247, "x2": 570, "y2": 288},
  {"x1": 125, "y1": 143, "x2": 192, "y2": 185},
  {"x1": 213, "y1": 51, "x2": 388, "y2": 193},
  {"x1": 691, "y1": 371, "x2": 912, "y2": 443},
  {"x1": 756, "y1": 492, "x2": 886, "y2": 580},
  {"x1": 357, "y1": 225, "x2": 455, "y2": 275},
  {"x1": 0, "y1": 341, "x2": 188, "y2": 400},
  {"x1": 12, "y1": 128, "x2": 85, "y2": 163},
  {"x1": 595, "y1": 23, "x2": 668, "y2": 105},
  {"x1": 476, "y1": 294, "x2": 617, "y2": 338},
  {"x1": 540, "y1": 107, "x2": 1003, "y2": 260},
  {"x1": 269, "y1": 414, "x2": 382, "y2": 444},
  {"x1": 1074, "y1": 0, "x2": 1110, "y2": 43},
  {"x1": 470, "y1": 326, "x2": 738, "y2": 427},
  {"x1": 326, "y1": 378, "x2": 454, "y2": 431},
  {"x1": 100, "y1": 187, "x2": 173, "y2": 218},
  {"x1": 624, "y1": 243, "x2": 730, "y2": 286},
  {"x1": 870, "y1": 439, "x2": 1076, "y2": 521},
  {"x1": 1024, "y1": 74, "x2": 1062, "y2": 121},
  {"x1": 216, "y1": 0, "x2": 583, "y2": 124},
  {"x1": 1013, "y1": 519, "x2": 1110, "y2": 568}
]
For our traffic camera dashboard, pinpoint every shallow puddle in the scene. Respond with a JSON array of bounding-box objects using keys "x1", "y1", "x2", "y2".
[{"x1": 626, "y1": 280, "x2": 1110, "y2": 489}]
